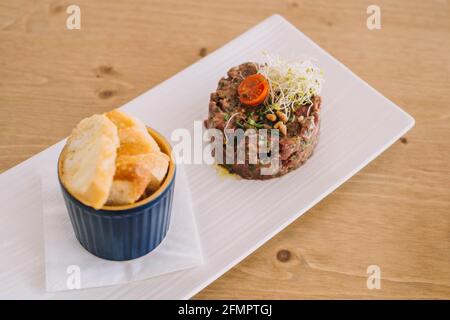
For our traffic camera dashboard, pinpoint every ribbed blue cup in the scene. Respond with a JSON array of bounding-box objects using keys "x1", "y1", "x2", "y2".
[{"x1": 58, "y1": 128, "x2": 176, "y2": 261}]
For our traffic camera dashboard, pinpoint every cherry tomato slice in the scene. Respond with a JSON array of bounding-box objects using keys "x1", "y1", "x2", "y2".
[{"x1": 238, "y1": 74, "x2": 269, "y2": 107}]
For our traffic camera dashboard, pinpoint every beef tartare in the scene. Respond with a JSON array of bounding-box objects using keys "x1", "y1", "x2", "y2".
[{"x1": 205, "y1": 56, "x2": 324, "y2": 179}]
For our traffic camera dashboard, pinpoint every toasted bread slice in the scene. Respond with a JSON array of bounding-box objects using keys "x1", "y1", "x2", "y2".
[
  {"x1": 61, "y1": 114, "x2": 119, "y2": 209},
  {"x1": 105, "y1": 109, "x2": 168, "y2": 204},
  {"x1": 106, "y1": 152, "x2": 170, "y2": 205},
  {"x1": 144, "y1": 152, "x2": 171, "y2": 193},
  {"x1": 105, "y1": 109, "x2": 160, "y2": 155}
]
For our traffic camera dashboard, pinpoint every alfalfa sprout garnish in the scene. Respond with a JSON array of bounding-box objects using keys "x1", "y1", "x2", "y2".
[{"x1": 257, "y1": 54, "x2": 324, "y2": 122}]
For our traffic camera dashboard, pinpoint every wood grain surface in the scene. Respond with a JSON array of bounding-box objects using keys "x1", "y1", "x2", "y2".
[{"x1": 0, "y1": 0, "x2": 449, "y2": 299}]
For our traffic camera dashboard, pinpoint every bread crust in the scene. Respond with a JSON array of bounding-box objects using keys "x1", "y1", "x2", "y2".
[{"x1": 106, "y1": 109, "x2": 160, "y2": 155}]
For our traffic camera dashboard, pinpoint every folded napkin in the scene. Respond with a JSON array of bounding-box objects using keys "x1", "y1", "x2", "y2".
[{"x1": 41, "y1": 163, "x2": 203, "y2": 292}]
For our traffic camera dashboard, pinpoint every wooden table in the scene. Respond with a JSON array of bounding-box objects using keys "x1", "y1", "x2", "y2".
[{"x1": 0, "y1": 0, "x2": 449, "y2": 299}]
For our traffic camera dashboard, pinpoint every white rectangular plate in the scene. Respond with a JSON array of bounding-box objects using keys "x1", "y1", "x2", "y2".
[{"x1": 0, "y1": 15, "x2": 414, "y2": 299}]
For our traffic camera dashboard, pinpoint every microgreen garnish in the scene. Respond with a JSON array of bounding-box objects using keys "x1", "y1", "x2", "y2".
[{"x1": 257, "y1": 54, "x2": 324, "y2": 122}]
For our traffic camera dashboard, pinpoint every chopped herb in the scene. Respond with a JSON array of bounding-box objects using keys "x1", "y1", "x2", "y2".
[{"x1": 235, "y1": 119, "x2": 246, "y2": 129}]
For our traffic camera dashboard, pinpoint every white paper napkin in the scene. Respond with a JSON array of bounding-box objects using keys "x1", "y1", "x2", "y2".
[{"x1": 41, "y1": 163, "x2": 203, "y2": 292}]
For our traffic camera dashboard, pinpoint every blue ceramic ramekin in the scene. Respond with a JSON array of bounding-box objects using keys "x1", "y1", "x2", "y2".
[{"x1": 58, "y1": 127, "x2": 176, "y2": 261}]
